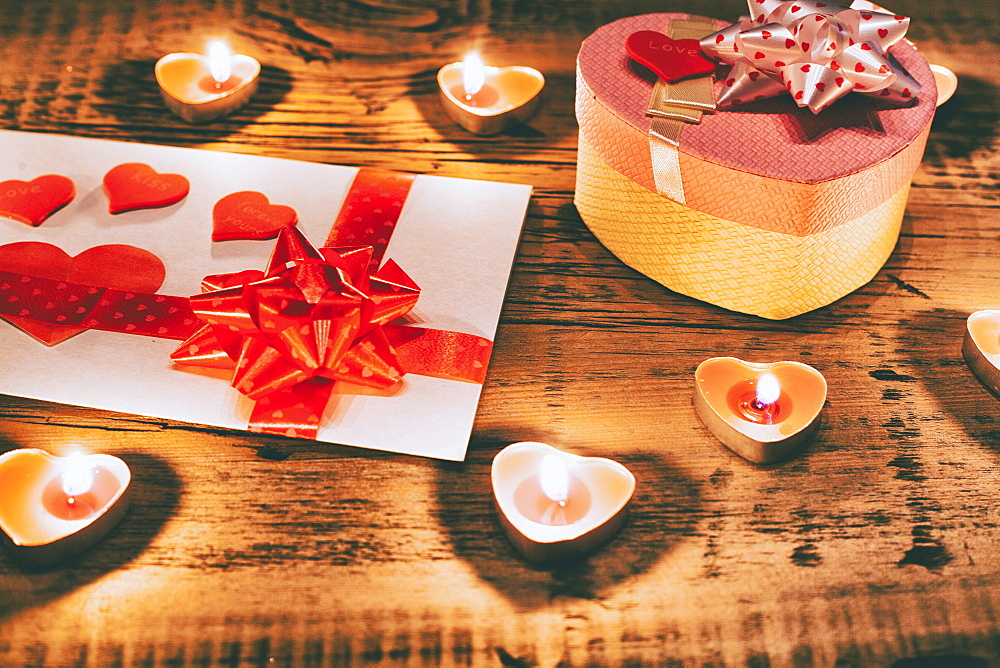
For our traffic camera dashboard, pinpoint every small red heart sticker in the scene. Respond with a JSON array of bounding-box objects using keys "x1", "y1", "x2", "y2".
[
  {"x1": 0, "y1": 175, "x2": 75, "y2": 227},
  {"x1": 103, "y1": 163, "x2": 190, "y2": 214},
  {"x1": 0, "y1": 242, "x2": 165, "y2": 345},
  {"x1": 212, "y1": 191, "x2": 299, "y2": 242},
  {"x1": 625, "y1": 31, "x2": 716, "y2": 83}
]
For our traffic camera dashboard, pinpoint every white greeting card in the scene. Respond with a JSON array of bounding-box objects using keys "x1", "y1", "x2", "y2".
[{"x1": 0, "y1": 130, "x2": 531, "y2": 461}]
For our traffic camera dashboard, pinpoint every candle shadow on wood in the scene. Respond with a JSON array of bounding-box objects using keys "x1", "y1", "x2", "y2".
[
  {"x1": 893, "y1": 307, "x2": 1000, "y2": 453},
  {"x1": 432, "y1": 432, "x2": 702, "y2": 610},
  {"x1": 0, "y1": 449, "x2": 182, "y2": 621},
  {"x1": 409, "y1": 69, "x2": 577, "y2": 145},
  {"x1": 922, "y1": 76, "x2": 998, "y2": 167},
  {"x1": 95, "y1": 59, "x2": 292, "y2": 136}
]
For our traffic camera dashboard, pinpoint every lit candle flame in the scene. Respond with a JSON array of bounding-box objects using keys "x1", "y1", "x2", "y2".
[
  {"x1": 755, "y1": 372, "x2": 781, "y2": 408},
  {"x1": 539, "y1": 454, "x2": 570, "y2": 505},
  {"x1": 462, "y1": 50, "x2": 486, "y2": 97},
  {"x1": 208, "y1": 40, "x2": 232, "y2": 84},
  {"x1": 60, "y1": 451, "x2": 94, "y2": 499}
]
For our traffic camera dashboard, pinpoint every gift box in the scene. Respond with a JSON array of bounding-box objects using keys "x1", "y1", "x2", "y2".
[{"x1": 574, "y1": 3, "x2": 938, "y2": 319}]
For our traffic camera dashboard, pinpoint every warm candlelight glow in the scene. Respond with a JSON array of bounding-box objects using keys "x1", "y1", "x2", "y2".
[
  {"x1": 44, "y1": 449, "x2": 104, "y2": 521},
  {"x1": 462, "y1": 51, "x2": 486, "y2": 97},
  {"x1": 538, "y1": 454, "x2": 571, "y2": 526},
  {"x1": 539, "y1": 454, "x2": 570, "y2": 504},
  {"x1": 754, "y1": 372, "x2": 780, "y2": 409},
  {"x1": 208, "y1": 41, "x2": 232, "y2": 84},
  {"x1": 60, "y1": 451, "x2": 94, "y2": 499}
]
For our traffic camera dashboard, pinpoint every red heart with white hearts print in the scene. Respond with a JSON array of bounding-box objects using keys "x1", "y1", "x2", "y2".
[
  {"x1": 103, "y1": 163, "x2": 190, "y2": 214},
  {"x1": 0, "y1": 175, "x2": 75, "y2": 227},
  {"x1": 0, "y1": 242, "x2": 165, "y2": 345},
  {"x1": 212, "y1": 191, "x2": 298, "y2": 241},
  {"x1": 626, "y1": 31, "x2": 716, "y2": 83}
]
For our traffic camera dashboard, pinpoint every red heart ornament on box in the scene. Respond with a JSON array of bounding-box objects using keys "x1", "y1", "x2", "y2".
[
  {"x1": 625, "y1": 31, "x2": 716, "y2": 83},
  {"x1": 103, "y1": 163, "x2": 190, "y2": 214},
  {"x1": 0, "y1": 175, "x2": 75, "y2": 227},
  {"x1": 0, "y1": 449, "x2": 131, "y2": 566},
  {"x1": 212, "y1": 191, "x2": 299, "y2": 241},
  {"x1": 0, "y1": 241, "x2": 166, "y2": 345}
]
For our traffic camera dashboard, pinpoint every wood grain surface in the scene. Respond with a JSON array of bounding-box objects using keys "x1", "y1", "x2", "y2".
[{"x1": 1, "y1": 0, "x2": 998, "y2": 665}]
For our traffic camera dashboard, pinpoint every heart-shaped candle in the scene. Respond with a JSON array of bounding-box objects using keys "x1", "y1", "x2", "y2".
[
  {"x1": 212, "y1": 191, "x2": 298, "y2": 241},
  {"x1": 0, "y1": 174, "x2": 75, "y2": 227},
  {"x1": 694, "y1": 357, "x2": 827, "y2": 464},
  {"x1": 625, "y1": 31, "x2": 717, "y2": 83},
  {"x1": 963, "y1": 310, "x2": 1000, "y2": 397},
  {"x1": 491, "y1": 441, "x2": 635, "y2": 562},
  {"x1": 155, "y1": 40, "x2": 261, "y2": 124},
  {"x1": 0, "y1": 449, "x2": 131, "y2": 566},
  {"x1": 437, "y1": 52, "x2": 545, "y2": 136}
]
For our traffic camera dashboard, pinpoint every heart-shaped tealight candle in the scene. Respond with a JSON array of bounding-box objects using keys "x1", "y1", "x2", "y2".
[
  {"x1": 155, "y1": 40, "x2": 261, "y2": 124},
  {"x1": 694, "y1": 357, "x2": 827, "y2": 464},
  {"x1": 963, "y1": 310, "x2": 1000, "y2": 397},
  {"x1": 0, "y1": 449, "x2": 131, "y2": 566},
  {"x1": 437, "y1": 52, "x2": 545, "y2": 135},
  {"x1": 491, "y1": 441, "x2": 635, "y2": 562}
]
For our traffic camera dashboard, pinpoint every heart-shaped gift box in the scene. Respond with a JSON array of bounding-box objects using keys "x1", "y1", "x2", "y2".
[{"x1": 575, "y1": 8, "x2": 939, "y2": 318}]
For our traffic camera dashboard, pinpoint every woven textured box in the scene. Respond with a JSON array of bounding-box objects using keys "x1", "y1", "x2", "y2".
[{"x1": 574, "y1": 12, "x2": 937, "y2": 319}]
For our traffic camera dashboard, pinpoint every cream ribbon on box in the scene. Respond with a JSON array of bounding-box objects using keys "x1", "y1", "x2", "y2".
[{"x1": 645, "y1": 16, "x2": 718, "y2": 205}]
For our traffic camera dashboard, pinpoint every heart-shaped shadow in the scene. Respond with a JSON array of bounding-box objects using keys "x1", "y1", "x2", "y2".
[
  {"x1": 433, "y1": 433, "x2": 702, "y2": 609},
  {"x1": 0, "y1": 448, "x2": 182, "y2": 620}
]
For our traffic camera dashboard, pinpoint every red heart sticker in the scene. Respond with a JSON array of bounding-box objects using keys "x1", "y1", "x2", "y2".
[
  {"x1": 625, "y1": 31, "x2": 716, "y2": 83},
  {"x1": 0, "y1": 175, "x2": 75, "y2": 227},
  {"x1": 103, "y1": 163, "x2": 190, "y2": 214},
  {"x1": 0, "y1": 242, "x2": 165, "y2": 345},
  {"x1": 212, "y1": 191, "x2": 299, "y2": 241}
]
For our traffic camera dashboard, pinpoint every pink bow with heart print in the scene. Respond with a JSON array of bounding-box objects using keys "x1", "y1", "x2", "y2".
[{"x1": 700, "y1": 0, "x2": 921, "y2": 113}]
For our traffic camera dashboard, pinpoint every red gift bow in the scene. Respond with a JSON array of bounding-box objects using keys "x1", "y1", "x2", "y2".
[
  {"x1": 170, "y1": 225, "x2": 492, "y2": 439},
  {"x1": 700, "y1": 0, "x2": 921, "y2": 113}
]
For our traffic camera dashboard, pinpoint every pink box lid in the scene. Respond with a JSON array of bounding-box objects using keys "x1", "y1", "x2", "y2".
[{"x1": 578, "y1": 12, "x2": 936, "y2": 184}]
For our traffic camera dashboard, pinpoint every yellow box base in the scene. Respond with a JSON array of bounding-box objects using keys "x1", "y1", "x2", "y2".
[{"x1": 574, "y1": 136, "x2": 908, "y2": 320}]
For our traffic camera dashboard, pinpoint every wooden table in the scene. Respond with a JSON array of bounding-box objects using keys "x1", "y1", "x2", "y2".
[{"x1": 1, "y1": 0, "x2": 997, "y2": 665}]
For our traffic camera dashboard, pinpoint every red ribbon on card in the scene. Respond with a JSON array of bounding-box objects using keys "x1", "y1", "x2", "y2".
[
  {"x1": 171, "y1": 168, "x2": 493, "y2": 439},
  {"x1": 0, "y1": 167, "x2": 494, "y2": 440}
]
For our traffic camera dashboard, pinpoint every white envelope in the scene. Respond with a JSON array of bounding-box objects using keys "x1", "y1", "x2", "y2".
[{"x1": 0, "y1": 130, "x2": 531, "y2": 461}]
